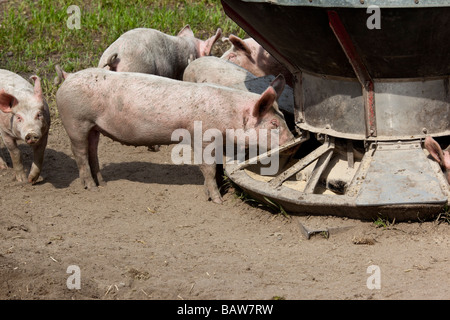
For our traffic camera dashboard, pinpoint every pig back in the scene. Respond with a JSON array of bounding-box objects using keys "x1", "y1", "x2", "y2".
[
  {"x1": 56, "y1": 68, "x2": 263, "y2": 146},
  {"x1": 98, "y1": 28, "x2": 197, "y2": 79},
  {"x1": 183, "y1": 56, "x2": 257, "y2": 86}
]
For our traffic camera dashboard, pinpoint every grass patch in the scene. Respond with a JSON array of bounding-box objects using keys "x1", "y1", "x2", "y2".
[
  {"x1": 436, "y1": 205, "x2": 450, "y2": 224},
  {"x1": 0, "y1": 0, "x2": 245, "y2": 115},
  {"x1": 373, "y1": 216, "x2": 395, "y2": 228}
]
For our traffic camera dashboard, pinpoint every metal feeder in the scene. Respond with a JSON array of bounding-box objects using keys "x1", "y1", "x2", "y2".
[{"x1": 221, "y1": 0, "x2": 450, "y2": 221}]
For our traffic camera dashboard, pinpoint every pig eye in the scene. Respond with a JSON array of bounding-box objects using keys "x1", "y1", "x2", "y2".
[
  {"x1": 36, "y1": 112, "x2": 43, "y2": 120},
  {"x1": 15, "y1": 114, "x2": 23, "y2": 122},
  {"x1": 271, "y1": 119, "x2": 279, "y2": 128}
]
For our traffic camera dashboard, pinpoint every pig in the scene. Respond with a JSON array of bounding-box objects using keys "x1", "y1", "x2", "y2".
[
  {"x1": 100, "y1": 25, "x2": 221, "y2": 153},
  {"x1": 55, "y1": 67, "x2": 294, "y2": 204},
  {"x1": 98, "y1": 25, "x2": 222, "y2": 80},
  {"x1": 183, "y1": 55, "x2": 257, "y2": 86},
  {"x1": 424, "y1": 136, "x2": 450, "y2": 184},
  {"x1": 183, "y1": 56, "x2": 295, "y2": 119},
  {"x1": 0, "y1": 69, "x2": 50, "y2": 183},
  {"x1": 221, "y1": 34, "x2": 293, "y2": 87}
]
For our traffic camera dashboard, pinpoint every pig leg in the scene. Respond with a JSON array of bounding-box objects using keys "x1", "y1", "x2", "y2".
[
  {"x1": 28, "y1": 133, "x2": 48, "y2": 184},
  {"x1": 88, "y1": 129, "x2": 105, "y2": 186},
  {"x1": 68, "y1": 127, "x2": 98, "y2": 190},
  {"x1": 0, "y1": 132, "x2": 26, "y2": 182},
  {"x1": 0, "y1": 140, "x2": 7, "y2": 169},
  {"x1": 0, "y1": 153, "x2": 7, "y2": 169},
  {"x1": 199, "y1": 163, "x2": 223, "y2": 204}
]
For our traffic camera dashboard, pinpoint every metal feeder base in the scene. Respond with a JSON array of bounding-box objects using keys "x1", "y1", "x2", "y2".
[
  {"x1": 221, "y1": 0, "x2": 450, "y2": 221},
  {"x1": 224, "y1": 137, "x2": 449, "y2": 221}
]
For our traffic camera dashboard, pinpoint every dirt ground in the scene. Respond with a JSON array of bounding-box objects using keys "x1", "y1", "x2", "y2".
[{"x1": 0, "y1": 121, "x2": 449, "y2": 301}]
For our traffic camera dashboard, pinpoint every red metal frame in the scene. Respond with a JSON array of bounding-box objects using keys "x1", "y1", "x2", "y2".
[{"x1": 328, "y1": 10, "x2": 377, "y2": 138}]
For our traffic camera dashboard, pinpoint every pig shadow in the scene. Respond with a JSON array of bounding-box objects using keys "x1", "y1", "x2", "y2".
[
  {"x1": 1, "y1": 146, "x2": 216, "y2": 189},
  {"x1": 100, "y1": 161, "x2": 204, "y2": 186},
  {"x1": 43, "y1": 150, "x2": 206, "y2": 188},
  {"x1": 0, "y1": 146, "x2": 80, "y2": 189},
  {"x1": 41, "y1": 148, "x2": 79, "y2": 188}
]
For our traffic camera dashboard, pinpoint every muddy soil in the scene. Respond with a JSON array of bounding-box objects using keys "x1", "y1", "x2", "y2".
[{"x1": 0, "y1": 121, "x2": 449, "y2": 300}]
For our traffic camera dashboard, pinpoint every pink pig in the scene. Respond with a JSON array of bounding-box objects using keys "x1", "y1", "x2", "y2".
[
  {"x1": 221, "y1": 34, "x2": 293, "y2": 86},
  {"x1": 424, "y1": 136, "x2": 450, "y2": 184},
  {"x1": 98, "y1": 25, "x2": 222, "y2": 80},
  {"x1": 99, "y1": 26, "x2": 221, "y2": 153},
  {"x1": 55, "y1": 67, "x2": 294, "y2": 204},
  {"x1": 0, "y1": 69, "x2": 50, "y2": 183},
  {"x1": 183, "y1": 56, "x2": 257, "y2": 86}
]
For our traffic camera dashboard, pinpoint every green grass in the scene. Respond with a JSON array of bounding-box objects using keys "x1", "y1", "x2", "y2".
[
  {"x1": 0, "y1": 0, "x2": 245, "y2": 115},
  {"x1": 373, "y1": 216, "x2": 401, "y2": 228}
]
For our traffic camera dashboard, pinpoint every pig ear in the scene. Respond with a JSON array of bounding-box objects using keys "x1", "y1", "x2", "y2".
[
  {"x1": 199, "y1": 28, "x2": 222, "y2": 56},
  {"x1": 177, "y1": 24, "x2": 194, "y2": 37},
  {"x1": 0, "y1": 89, "x2": 18, "y2": 113},
  {"x1": 229, "y1": 34, "x2": 252, "y2": 57},
  {"x1": 252, "y1": 86, "x2": 277, "y2": 118},
  {"x1": 270, "y1": 74, "x2": 285, "y2": 99},
  {"x1": 424, "y1": 136, "x2": 445, "y2": 165},
  {"x1": 29, "y1": 75, "x2": 43, "y2": 101}
]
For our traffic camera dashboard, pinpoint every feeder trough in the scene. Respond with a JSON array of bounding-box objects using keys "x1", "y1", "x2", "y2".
[{"x1": 221, "y1": 0, "x2": 450, "y2": 221}]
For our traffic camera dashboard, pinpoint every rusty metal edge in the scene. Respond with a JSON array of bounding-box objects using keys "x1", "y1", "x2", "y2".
[{"x1": 224, "y1": 162, "x2": 447, "y2": 221}]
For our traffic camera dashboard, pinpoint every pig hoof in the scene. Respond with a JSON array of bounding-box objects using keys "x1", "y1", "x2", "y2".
[
  {"x1": 84, "y1": 183, "x2": 99, "y2": 191},
  {"x1": 147, "y1": 145, "x2": 160, "y2": 152},
  {"x1": 98, "y1": 180, "x2": 107, "y2": 187},
  {"x1": 211, "y1": 196, "x2": 223, "y2": 204},
  {"x1": 28, "y1": 175, "x2": 40, "y2": 184},
  {"x1": 15, "y1": 173, "x2": 27, "y2": 183}
]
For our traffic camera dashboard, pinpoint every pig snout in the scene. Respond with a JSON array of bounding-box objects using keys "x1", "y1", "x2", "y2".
[
  {"x1": 278, "y1": 121, "x2": 295, "y2": 146},
  {"x1": 24, "y1": 132, "x2": 41, "y2": 145},
  {"x1": 15, "y1": 109, "x2": 46, "y2": 145}
]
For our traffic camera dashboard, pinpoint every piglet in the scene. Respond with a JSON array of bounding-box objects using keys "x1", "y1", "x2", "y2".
[
  {"x1": 0, "y1": 69, "x2": 50, "y2": 183},
  {"x1": 424, "y1": 136, "x2": 450, "y2": 184},
  {"x1": 221, "y1": 34, "x2": 293, "y2": 86},
  {"x1": 98, "y1": 25, "x2": 222, "y2": 80},
  {"x1": 55, "y1": 67, "x2": 294, "y2": 204}
]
